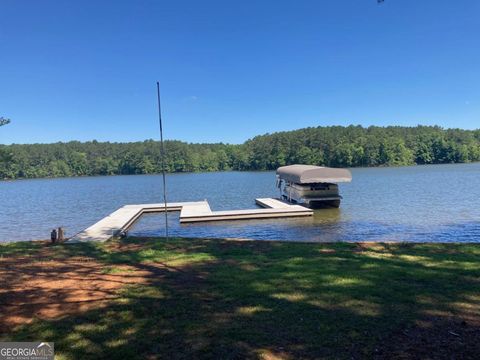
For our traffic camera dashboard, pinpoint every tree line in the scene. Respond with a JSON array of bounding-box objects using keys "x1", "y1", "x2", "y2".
[{"x1": 1, "y1": 125, "x2": 480, "y2": 180}]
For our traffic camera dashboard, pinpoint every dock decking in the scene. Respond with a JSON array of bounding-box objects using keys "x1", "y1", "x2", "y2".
[
  {"x1": 68, "y1": 198, "x2": 313, "y2": 243},
  {"x1": 179, "y1": 198, "x2": 312, "y2": 223},
  {"x1": 68, "y1": 201, "x2": 207, "y2": 243}
]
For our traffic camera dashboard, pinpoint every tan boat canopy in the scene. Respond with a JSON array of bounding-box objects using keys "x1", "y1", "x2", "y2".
[{"x1": 277, "y1": 164, "x2": 352, "y2": 184}]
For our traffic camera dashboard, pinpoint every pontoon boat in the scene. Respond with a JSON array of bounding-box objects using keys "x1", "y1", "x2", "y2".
[{"x1": 276, "y1": 164, "x2": 352, "y2": 208}]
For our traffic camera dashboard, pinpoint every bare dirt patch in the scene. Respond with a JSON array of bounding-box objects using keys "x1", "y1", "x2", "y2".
[{"x1": 0, "y1": 246, "x2": 150, "y2": 333}]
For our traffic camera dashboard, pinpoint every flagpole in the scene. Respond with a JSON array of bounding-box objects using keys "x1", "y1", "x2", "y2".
[{"x1": 156, "y1": 82, "x2": 169, "y2": 239}]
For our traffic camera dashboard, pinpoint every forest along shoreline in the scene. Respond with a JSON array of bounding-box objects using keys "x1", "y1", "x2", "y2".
[{"x1": 1, "y1": 125, "x2": 480, "y2": 180}]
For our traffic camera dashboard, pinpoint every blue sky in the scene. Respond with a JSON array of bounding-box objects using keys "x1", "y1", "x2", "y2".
[{"x1": 1, "y1": 0, "x2": 479, "y2": 145}]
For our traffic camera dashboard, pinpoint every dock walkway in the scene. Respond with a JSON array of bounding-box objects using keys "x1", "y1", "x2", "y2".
[
  {"x1": 179, "y1": 198, "x2": 312, "y2": 223},
  {"x1": 68, "y1": 198, "x2": 313, "y2": 243},
  {"x1": 68, "y1": 201, "x2": 207, "y2": 243}
]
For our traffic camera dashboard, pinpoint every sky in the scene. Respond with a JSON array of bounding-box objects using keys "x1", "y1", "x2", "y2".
[{"x1": 0, "y1": 0, "x2": 479, "y2": 145}]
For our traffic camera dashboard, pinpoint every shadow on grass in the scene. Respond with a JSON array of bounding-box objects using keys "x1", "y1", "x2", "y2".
[{"x1": 1, "y1": 238, "x2": 479, "y2": 359}]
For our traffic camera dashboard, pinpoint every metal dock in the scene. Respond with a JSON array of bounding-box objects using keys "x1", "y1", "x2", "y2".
[
  {"x1": 68, "y1": 198, "x2": 313, "y2": 243},
  {"x1": 179, "y1": 198, "x2": 312, "y2": 223}
]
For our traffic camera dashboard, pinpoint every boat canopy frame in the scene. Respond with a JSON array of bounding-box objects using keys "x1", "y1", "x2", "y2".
[{"x1": 276, "y1": 164, "x2": 352, "y2": 184}]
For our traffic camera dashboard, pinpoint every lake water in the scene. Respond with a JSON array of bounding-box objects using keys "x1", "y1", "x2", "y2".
[{"x1": 1, "y1": 163, "x2": 479, "y2": 243}]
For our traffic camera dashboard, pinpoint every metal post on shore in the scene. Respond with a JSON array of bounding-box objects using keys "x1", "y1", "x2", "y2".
[{"x1": 156, "y1": 82, "x2": 169, "y2": 239}]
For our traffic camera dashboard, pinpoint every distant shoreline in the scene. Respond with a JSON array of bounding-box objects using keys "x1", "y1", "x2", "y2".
[
  {"x1": 2, "y1": 125, "x2": 480, "y2": 180},
  {"x1": 1, "y1": 161, "x2": 479, "y2": 183}
]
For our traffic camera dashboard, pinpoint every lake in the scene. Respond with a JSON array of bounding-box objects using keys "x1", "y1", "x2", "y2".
[{"x1": 1, "y1": 163, "x2": 479, "y2": 243}]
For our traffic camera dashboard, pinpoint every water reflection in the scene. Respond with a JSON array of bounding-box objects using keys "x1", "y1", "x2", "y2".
[
  {"x1": 129, "y1": 212, "x2": 480, "y2": 243},
  {"x1": 1, "y1": 163, "x2": 480, "y2": 242}
]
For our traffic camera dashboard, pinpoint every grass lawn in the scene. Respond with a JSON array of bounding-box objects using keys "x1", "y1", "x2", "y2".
[{"x1": 1, "y1": 238, "x2": 479, "y2": 359}]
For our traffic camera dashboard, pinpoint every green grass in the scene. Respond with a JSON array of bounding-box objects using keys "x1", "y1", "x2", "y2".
[{"x1": 1, "y1": 238, "x2": 479, "y2": 359}]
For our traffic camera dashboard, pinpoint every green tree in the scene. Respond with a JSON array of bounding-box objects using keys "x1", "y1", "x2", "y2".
[
  {"x1": 1, "y1": 125, "x2": 479, "y2": 180},
  {"x1": 0, "y1": 117, "x2": 10, "y2": 127}
]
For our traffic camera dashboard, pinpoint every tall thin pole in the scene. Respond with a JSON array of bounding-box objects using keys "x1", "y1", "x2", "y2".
[{"x1": 157, "y1": 82, "x2": 169, "y2": 239}]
